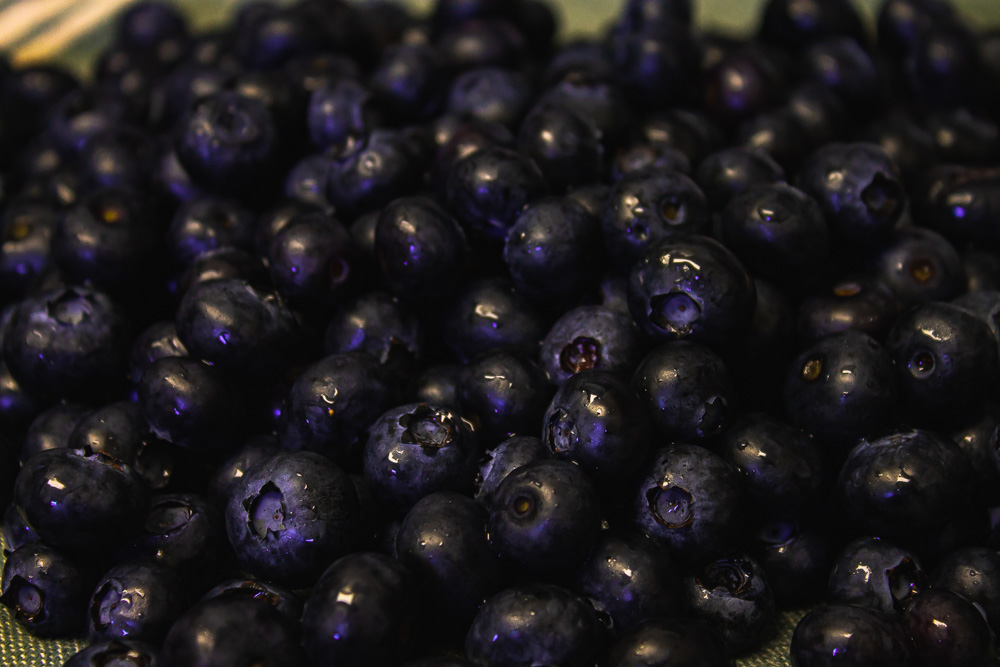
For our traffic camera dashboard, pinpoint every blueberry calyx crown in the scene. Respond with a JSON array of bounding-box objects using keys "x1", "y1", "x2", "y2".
[{"x1": 398, "y1": 404, "x2": 456, "y2": 449}]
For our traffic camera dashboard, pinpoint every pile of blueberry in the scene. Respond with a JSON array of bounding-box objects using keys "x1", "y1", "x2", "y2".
[{"x1": 4, "y1": 0, "x2": 1000, "y2": 664}]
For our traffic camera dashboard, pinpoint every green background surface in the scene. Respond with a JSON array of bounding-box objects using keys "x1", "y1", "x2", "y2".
[{"x1": 1, "y1": 0, "x2": 999, "y2": 665}]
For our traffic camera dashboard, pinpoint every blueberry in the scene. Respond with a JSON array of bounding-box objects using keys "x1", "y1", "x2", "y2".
[
  {"x1": 307, "y1": 78, "x2": 376, "y2": 151},
  {"x1": 611, "y1": 141, "x2": 692, "y2": 182},
  {"x1": 369, "y1": 44, "x2": 446, "y2": 123},
  {"x1": 209, "y1": 436, "x2": 282, "y2": 503},
  {"x1": 473, "y1": 435, "x2": 548, "y2": 505},
  {"x1": 632, "y1": 109, "x2": 724, "y2": 165},
  {"x1": 786, "y1": 82, "x2": 849, "y2": 147},
  {"x1": 447, "y1": 67, "x2": 532, "y2": 128},
  {"x1": 752, "y1": 520, "x2": 835, "y2": 607},
  {"x1": 436, "y1": 18, "x2": 527, "y2": 72},
  {"x1": 20, "y1": 401, "x2": 91, "y2": 464},
  {"x1": 78, "y1": 126, "x2": 158, "y2": 193},
  {"x1": 790, "y1": 604, "x2": 914, "y2": 667},
  {"x1": 324, "y1": 292, "x2": 421, "y2": 380},
  {"x1": 949, "y1": 402, "x2": 1000, "y2": 506},
  {"x1": 903, "y1": 588, "x2": 996, "y2": 667},
  {"x1": 878, "y1": 0, "x2": 956, "y2": 57},
  {"x1": 827, "y1": 536, "x2": 927, "y2": 614},
  {"x1": 802, "y1": 38, "x2": 881, "y2": 118},
  {"x1": 301, "y1": 552, "x2": 414, "y2": 667},
  {"x1": 457, "y1": 350, "x2": 552, "y2": 446},
  {"x1": 285, "y1": 154, "x2": 335, "y2": 210},
  {"x1": 611, "y1": 22, "x2": 701, "y2": 109},
  {"x1": 540, "y1": 305, "x2": 645, "y2": 387},
  {"x1": 87, "y1": 560, "x2": 187, "y2": 643},
  {"x1": 201, "y1": 577, "x2": 303, "y2": 624},
  {"x1": 2, "y1": 66, "x2": 79, "y2": 139},
  {"x1": 515, "y1": 102, "x2": 603, "y2": 193},
  {"x1": 695, "y1": 146, "x2": 785, "y2": 211},
  {"x1": 409, "y1": 364, "x2": 463, "y2": 408},
  {"x1": 628, "y1": 235, "x2": 756, "y2": 343},
  {"x1": 443, "y1": 278, "x2": 546, "y2": 363},
  {"x1": 759, "y1": 0, "x2": 865, "y2": 51},
  {"x1": 166, "y1": 196, "x2": 255, "y2": 268},
  {"x1": 363, "y1": 403, "x2": 480, "y2": 516},
  {"x1": 466, "y1": 584, "x2": 607, "y2": 666},
  {"x1": 128, "y1": 321, "x2": 188, "y2": 388},
  {"x1": 173, "y1": 248, "x2": 269, "y2": 299},
  {"x1": 797, "y1": 276, "x2": 902, "y2": 343},
  {"x1": 874, "y1": 228, "x2": 965, "y2": 307},
  {"x1": 67, "y1": 400, "x2": 149, "y2": 463},
  {"x1": 631, "y1": 341, "x2": 737, "y2": 442},
  {"x1": 431, "y1": 119, "x2": 515, "y2": 195},
  {"x1": 0, "y1": 199, "x2": 57, "y2": 302},
  {"x1": 630, "y1": 444, "x2": 744, "y2": 561},
  {"x1": 863, "y1": 111, "x2": 936, "y2": 181},
  {"x1": 605, "y1": 617, "x2": 730, "y2": 667},
  {"x1": 924, "y1": 109, "x2": 1000, "y2": 165},
  {"x1": 1, "y1": 505, "x2": 40, "y2": 553},
  {"x1": 703, "y1": 46, "x2": 784, "y2": 125},
  {"x1": 266, "y1": 211, "x2": 354, "y2": 311},
  {"x1": 63, "y1": 639, "x2": 159, "y2": 667},
  {"x1": 903, "y1": 25, "x2": 981, "y2": 111},
  {"x1": 933, "y1": 547, "x2": 1000, "y2": 636},
  {"x1": 953, "y1": 290, "x2": 1000, "y2": 358},
  {"x1": 0, "y1": 542, "x2": 93, "y2": 637},
  {"x1": 47, "y1": 88, "x2": 130, "y2": 156}
]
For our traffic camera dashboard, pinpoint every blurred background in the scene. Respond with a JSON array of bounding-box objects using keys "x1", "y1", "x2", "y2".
[{"x1": 2, "y1": 0, "x2": 1000, "y2": 78}]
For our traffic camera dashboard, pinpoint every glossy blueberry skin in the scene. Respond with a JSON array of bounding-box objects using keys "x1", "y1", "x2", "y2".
[
  {"x1": 324, "y1": 292, "x2": 421, "y2": 380},
  {"x1": 752, "y1": 520, "x2": 835, "y2": 607},
  {"x1": 431, "y1": 118, "x2": 515, "y2": 194},
  {"x1": 538, "y1": 71, "x2": 632, "y2": 149},
  {"x1": 797, "y1": 276, "x2": 902, "y2": 343},
  {"x1": 838, "y1": 429, "x2": 974, "y2": 543},
  {"x1": 87, "y1": 560, "x2": 186, "y2": 643},
  {"x1": 1, "y1": 505, "x2": 40, "y2": 553},
  {"x1": 516, "y1": 103, "x2": 603, "y2": 193},
  {"x1": 790, "y1": 604, "x2": 915, "y2": 667},
  {"x1": 606, "y1": 617, "x2": 730, "y2": 667},
  {"x1": 488, "y1": 459, "x2": 601, "y2": 575},
  {"x1": 161, "y1": 596, "x2": 304, "y2": 667},
  {"x1": 718, "y1": 183, "x2": 829, "y2": 288},
  {"x1": 950, "y1": 403, "x2": 1000, "y2": 506},
  {"x1": 78, "y1": 126, "x2": 158, "y2": 192},
  {"x1": 301, "y1": 552, "x2": 414, "y2": 667},
  {"x1": 63, "y1": 639, "x2": 160, "y2": 667},
  {"x1": 444, "y1": 145, "x2": 548, "y2": 240},
  {"x1": 47, "y1": 87, "x2": 130, "y2": 156},
  {"x1": 735, "y1": 106, "x2": 813, "y2": 171},
  {"x1": 202, "y1": 578, "x2": 302, "y2": 624},
  {"x1": 611, "y1": 141, "x2": 692, "y2": 181},
  {"x1": 307, "y1": 79, "x2": 375, "y2": 151},
  {"x1": 631, "y1": 341, "x2": 737, "y2": 442},
  {"x1": 796, "y1": 143, "x2": 905, "y2": 251},
  {"x1": 540, "y1": 305, "x2": 645, "y2": 387},
  {"x1": 409, "y1": 364, "x2": 463, "y2": 408},
  {"x1": 934, "y1": 547, "x2": 1000, "y2": 635},
  {"x1": 703, "y1": 46, "x2": 784, "y2": 126},
  {"x1": 628, "y1": 235, "x2": 756, "y2": 343},
  {"x1": 718, "y1": 413, "x2": 824, "y2": 518},
  {"x1": 954, "y1": 291, "x2": 1000, "y2": 357},
  {"x1": 443, "y1": 278, "x2": 546, "y2": 363},
  {"x1": 916, "y1": 166, "x2": 1000, "y2": 246},
  {"x1": 172, "y1": 248, "x2": 269, "y2": 301},
  {"x1": 926, "y1": 110, "x2": 1000, "y2": 165},
  {"x1": 783, "y1": 331, "x2": 897, "y2": 450},
  {"x1": 446, "y1": 67, "x2": 531, "y2": 129},
  {"x1": 466, "y1": 584, "x2": 607, "y2": 667},
  {"x1": 369, "y1": 43, "x2": 445, "y2": 123},
  {"x1": 0, "y1": 542, "x2": 93, "y2": 638},
  {"x1": 611, "y1": 22, "x2": 701, "y2": 109},
  {"x1": 396, "y1": 492, "x2": 503, "y2": 623},
  {"x1": 802, "y1": 38, "x2": 880, "y2": 118},
  {"x1": 374, "y1": 196, "x2": 468, "y2": 302},
  {"x1": 574, "y1": 530, "x2": 685, "y2": 632},
  {"x1": 138, "y1": 356, "x2": 246, "y2": 453},
  {"x1": 903, "y1": 588, "x2": 996, "y2": 667},
  {"x1": 503, "y1": 197, "x2": 601, "y2": 303},
  {"x1": 363, "y1": 402, "x2": 480, "y2": 516},
  {"x1": 631, "y1": 109, "x2": 723, "y2": 166},
  {"x1": 474, "y1": 435, "x2": 549, "y2": 505},
  {"x1": 874, "y1": 228, "x2": 965, "y2": 308},
  {"x1": 206, "y1": 434, "x2": 279, "y2": 503},
  {"x1": 0, "y1": 199, "x2": 57, "y2": 301},
  {"x1": 683, "y1": 554, "x2": 774, "y2": 655},
  {"x1": 284, "y1": 154, "x2": 334, "y2": 210},
  {"x1": 20, "y1": 401, "x2": 91, "y2": 464},
  {"x1": 827, "y1": 537, "x2": 927, "y2": 614},
  {"x1": 543, "y1": 370, "x2": 651, "y2": 488},
  {"x1": 886, "y1": 302, "x2": 998, "y2": 424},
  {"x1": 226, "y1": 451, "x2": 360, "y2": 587},
  {"x1": 3, "y1": 286, "x2": 130, "y2": 401},
  {"x1": 863, "y1": 112, "x2": 935, "y2": 181},
  {"x1": 128, "y1": 321, "x2": 188, "y2": 388},
  {"x1": 280, "y1": 352, "x2": 394, "y2": 460},
  {"x1": 457, "y1": 351, "x2": 553, "y2": 446},
  {"x1": 175, "y1": 92, "x2": 278, "y2": 197},
  {"x1": 67, "y1": 400, "x2": 148, "y2": 464},
  {"x1": 166, "y1": 197, "x2": 255, "y2": 268},
  {"x1": 630, "y1": 444, "x2": 744, "y2": 562},
  {"x1": 695, "y1": 147, "x2": 785, "y2": 211},
  {"x1": 601, "y1": 171, "x2": 711, "y2": 271},
  {"x1": 14, "y1": 447, "x2": 148, "y2": 554}
]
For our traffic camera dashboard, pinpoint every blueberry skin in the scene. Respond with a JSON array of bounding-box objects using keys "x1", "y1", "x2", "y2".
[
  {"x1": 161, "y1": 596, "x2": 304, "y2": 667},
  {"x1": 934, "y1": 547, "x2": 1000, "y2": 635},
  {"x1": 307, "y1": 78, "x2": 375, "y2": 151},
  {"x1": 324, "y1": 292, "x2": 421, "y2": 379},
  {"x1": 703, "y1": 47, "x2": 784, "y2": 126},
  {"x1": 1, "y1": 505, "x2": 40, "y2": 553},
  {"x1": 717, "y1": 413, "x2": 824, "y2": 518},
  {"x1": 447, "y1": 67, "x2": 532, "y2": 128},
  {"x1": 683, "y1": 554, "x2": 775, "y2": 655},
  {"x1": 796, "y1": 142, "x2": 904, "y2": 251},
  {"x1": 516, "y1": 102, "x2": 603, "y2": 193},
  {"x1": 14, "y1": 448, "x2": 148, "y2": 554},
  {"x1": 736, "y1": 107, "x2": 812, "y2": 171},
  {"x1": 63, "y1": 639, "x2": 160, "y2": 667},
  {"x1": 631, "y1": 341, "x2": 737, "y2": 442},
  {"x1": 916, "y1": 166, "x2": 1000, "y2": 246},
  {"x1": 173, "y1": 248, "x2": 270, "y2": 300},
  {"x1": 409, "y1": 364, "x2": 463, "y2": 408},
  {"x1": 267, "y1": 212, "x2": 354, "y2": 310},
  {"x1": 396, "y1": 492, "x2": 503, "y2": 623},
  {"x1": 374, "y1": 196, "x2": 468, "y2": 302},
  {"x1": 631, "y1": 444, "x2": 744, "y2": 562},
  {"x1": 543, "y1": 370, "x2": 651, "y2": 488},
  {"x1": 605, "y1": 617, "x2": 730, "y2": 667},
  {"x1": 538, "y1": 69, "x2": 632, "y2": 149},
  {"x1": 443, "y1": 278, "x2": 546, "y2": 363},
  {"x1": 201, "y1": 578, "x2": 303, "y2": 625},
  {"x1": 138, "y1": 356, "x2": 246, "y2": 453},
  {"x1": 175, "y1": 92, "x2": 278, "y2": 197},
  {"x1": 0, "y1": 199, "x2": 57, "y2": 301},
  {"x1": 873, "y1": 228, "x2": 965, "y2": 308},
  {"x1": 949, "y1": 403, "x2": 1000, "y2": 506},
  {"x1": 0, "y1": 542, "x2": 93, "y2": 637},
  {"x1": 611, "y1": 22, "x2": 701, "y2": 109},
  {"x1": 797, "y1": 276, "x2": 901, "y2": 343},
  {"x1": 827, "y1": 537, "x2": 927, "y2": 614},
  {"x1": 166, "y1": 197, "x2": 255, "y2": 267},
  {"x1": 284, "y1": 154, "x2": 335, "y2": 211},
  {"x1": 601, "y1": 171, "x2": 711, "y2": 271},
  {"x1": 540, "y1": 305, "x2": 645, "y2": 387},
  {"x1": 611, "y1": 141, "x2": 692, "y2": 182},
  {"x1": 444, "y1": 146, "x2": 548, "y2": 240},
  {"x1": 752, "y1": 520, "x2": 835, "y2": 608},
  {"x1": 279, "y1": 352, "x2": 394, "y2": 460},
  {"x1": 503, "y1": 197, "x2": 602, "y2": 303},
  {"x1": 465, "y1": 584, "x2": 607, "y2": 667},
  {"x1": 573, "y1": 530, "x2": 685, "y2": 632},
  {"x1": 695, "y1": 147, "x2": 785, "y2": 211},
  {"x1": 783, "y1": 330, "x2": 897, "y2": 450},
  {"x1": 885, "y1": 302, "x2": 998, "y2": 424},
  {"x1": 802, "y1": 38, "x2": 880, "y2": 117},
  {"x1": 903, "y1": 588, "x2": 996, "y2": 667},
  {"x1": 47, "y1": 87, "x2": 130, "y2": 156},
  {"x1": 67, "y1": 400, "x2": 148, "y2": 463},
  {"x1": 20, "y1": 401, "x2": 91, "y2": 464},
  {"x1": 838, "y1": 428, "x2": 974, "y2": 543},
  {"x1": 718, "y1": 183, "x2": 829, "y2": 288},
  {"x1": 369, "y1": 43, "x2": 445, "y2": 123},
  {"x1": 88, "y1": 560, "x2": 187, "y2": 643},
  {"x1": 301, "y1": 552, "x2": 414, "y2": 667},
  {"x1": 790, "y1": 604, "x2": 915, "y2": 667},
  {"x1": 632, "y1": 109, "x2": 724, "y2": 165},
  {"x1": 628, "y1": 235, "x2": 756, "y2": 343},
  {"x1": 363, "y1": 403, "x2": 481, "y2": 516},
  {"x1": 457, "y1": 351, "x2": 553, "y2": 446},
  {"x1": 128, "y1": 321, "x2": 188, "y2": 387},
  {"x1": 953, "y1": 290, "x2": 1000, "y2": 358},
  {"x1": 475, "y1": 435, "x2": 549, "y2": 505},
  {"x1": 3, "y1": 286, "x2": 130, "y2": 401}
]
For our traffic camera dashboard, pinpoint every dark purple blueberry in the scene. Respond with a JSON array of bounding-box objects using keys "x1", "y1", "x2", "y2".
[
  {"x1": 78, "y1": 126, "x2": 158, "y2": 193},
  {"x1": 166, "y1": 197, "x2": 255, "y2": 267},
  {"x1": 790, "y1": 604, "x2": 915, "y2": 667},
  {"x1": 443, "y1": 278, "x2": 546, "y2": 363},
  {"x1": 797, "y1": 276, "x2": 902, "y2": 343},
  {"x1": 232, "y1": 6, "x2": 322, "y2": 70},
  {"x1": 87, "y1": 560, "x2": 187, "y2": 643},
  {"x1": 874, "y1": 229, "x2": 965, "y2": 307},
  {"x1": 753, "y1": 520, "x2": 835, "y2": 607},
  {"x1": 435, "y1": 18, "x2": 527, "y2": 72},
  {"x1": 324, "y1": 292, "x2": 421, "y2": 380},
  {"x1": 128, "y1": 321, "x2": 188, "y2": 388},
  {"x1": 20, "y1": 401, "x2": 91, "y2": 464},
  {"x1": 226, "y1": 451, "x2": 360, "y2": 587},
  {"x1": 759, "y1": 0, "x2": 865, "y2": 50},
  {"x1": 1, "y1": 506, "x2": 40, "y2": 553},
  {"x1": 466, "y1": 584, "x2": 607, "y2": 666},
  {"x1": 611, "y1": 141, "x2": 692, "y2": 181},
  {"x1": 2, "y1": 66, "x2": 79, "y2": 139},
  {"x1": 201, "y1": 578, "x2": 302, "y2": 624},
  {"x1": 301, "y1": 552, "x2": 414, "y2": 667},
  {"x1": 828, "y1": 537, "x2": 927, "y2": 614},
  {"x1": 903, "y1": 24, "x2": 980, "y2": 111},
  {"x1": 266, "y1": 211, "x2": 353, "y2": 311},
  {"x1": 0, "y1": 199, "x2": 57, "y2": 302},
  {"x1": 606, "y1": 617, "x2": 730, "y2": 667},
  {"x1": 611, "y1": 20, "x2": 701, "y2": 109},
  {"x1": 447, "y1": 67, "x2": 532, "y2": 128},
  {"x1": 903, "y1": 588, "x2": 996, "y2": 667},
  {"x1": 516, "y1": 103, "x2": 603, "y2": 193},
  {"x1": 457, "y1": 351, "x2": 552, "y2": 446},
  {"x1": 703, "y1": 46, "x2": 784, "y2": 125},
  {"x1": 63, "y1": 639, "x2": 159, "y2": 666},
  {"x1": 369, "y1": 43, "x2": 445, "y2": 123},
  {"x1": 631, "y1": 341, "x2": 737, "y2": 442},
  {"x1": 540, "y1": 305, "x2": 645, "y2": 387},
  {"x1": 284, "y1": 154, "x2": 334, "y2": 211},
  {"x1": 537, "y1": 71, "x2": 632, "y2": 148},
  {"x1": 934, "y1": 547, "x2": 1000, "y2": 635},
  {"x1": 307, "y1": 79, "x2": 376, "y2": 151},
  {"x1": 474, "y1": 435, "x2": 548, "y2": 505},
  {"x1": 917, "y1": 165, "x2": 1000, "y2": 246},
  {"x1": 736, "y1": 107, "x2": 812, "y2": 170},
  {"x1": 67, "y1": 400, "x2": 148, "y2": 463},
  {"x1": 0, "y1": 542, "x2": 93, "y2": 637},
  {"x1": 632, "y1": 109, "x2": 723, "y2": 165},
  {"x1": 863, "y1": 112, "x2": 936, "y2": 181},
  {"x1": 363, "y1": 402, "x2": 480, "y2": 516},
  {"x1": 431, "y1": 120, "x2": 515, "y2": 194},
  {"x1": 695, "y1": 146, "x2": 785, "y2": 211},
  {"x1": 47, "y1": 88, "x2": 130, "y2": 156},
  {"x1": 802, "y1": 37, "x2": 880, "y2": 117},
  {"x1": 878, "y1": 0, "x2": 956, "y2": 57},
  {"x1": 207, "y1": 435, "x2": 280, "y2": 504},
  {"x1": 953, "y1": 291, "x2": 1000, "y2": 358},
  {"x1": 950, "y1": 402, "x2": 1000, "y2": 506},
  {"x1": 409, "y1": 364, "x2": 463, "y2": 408},
  {"x1": 925, "y1": 110, "x2": 1000, "y2": 166},
  {"x1": 786, "y1": 82, "x2": 849, "y2": 148}
]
